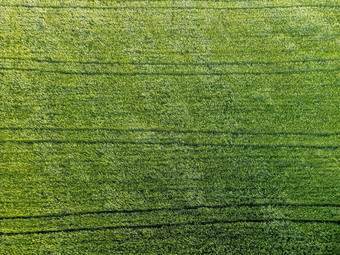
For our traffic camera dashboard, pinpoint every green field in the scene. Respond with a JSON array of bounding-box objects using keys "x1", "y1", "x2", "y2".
[{"x1": 0, "y1": 0, "x2": 339, "y2": 254}]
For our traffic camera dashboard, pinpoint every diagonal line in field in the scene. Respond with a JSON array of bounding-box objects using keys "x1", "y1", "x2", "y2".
[
  {"x1": 1, "y1": 219, "x2": 339, "y2": 236},
  {"x1": 1, "y1": 203, "x2": 339, "y2": 221}
]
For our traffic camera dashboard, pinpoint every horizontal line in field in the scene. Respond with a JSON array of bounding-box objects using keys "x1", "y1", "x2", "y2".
[
  {"x1": 0, "y1": 57, "x2": 338, "y2": 66},
  {"x1": 0, "y1": 140, "x2": 338, "y2": 149},
  {"x1": 0, "y1": 127, "x2": 338, "y2": 137},
  {"x1": 0, "y1": 4, "x2": 339, "y2": 10},
  {"x1": 0, "y1": 194, "x2": 280, "y2": 205},
  {"x1": 0, "y1": 67, "x2": 338, "y2": 75},
  {"x1": 1, "y1": 203, "x2": 339, "y2": 221},
  {"x1": 2, "y1": 156, "x2": 336, "y2": 164},
  {"x1": 1, "y1": 218, "x2": 338, "y2": 236}
]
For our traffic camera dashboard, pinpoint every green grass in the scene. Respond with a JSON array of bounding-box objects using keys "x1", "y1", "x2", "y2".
[{"x1": 0, "y1": 0, "x2": 339, "y2": 254}]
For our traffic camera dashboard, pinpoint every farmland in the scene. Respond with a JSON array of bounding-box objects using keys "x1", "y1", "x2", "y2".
[{"x1": 0, "y1": 0, "x2": 339, "y2": 254}]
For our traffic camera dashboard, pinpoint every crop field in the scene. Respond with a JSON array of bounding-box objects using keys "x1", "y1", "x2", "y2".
[{"x1": 0, "y1": 0, "x2": 339, "y2": 254}]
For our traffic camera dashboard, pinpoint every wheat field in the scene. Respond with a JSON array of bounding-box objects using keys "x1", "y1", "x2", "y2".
[{"x1": 0, "y1": 0, "x2": 339, "y2": 254}]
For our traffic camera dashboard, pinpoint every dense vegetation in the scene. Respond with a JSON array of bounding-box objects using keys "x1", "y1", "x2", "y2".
[{"x1": 1, "y1": 0, "x2": 339, "y2": 254}]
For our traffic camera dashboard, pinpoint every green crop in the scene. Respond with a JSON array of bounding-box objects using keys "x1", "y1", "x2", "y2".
[{"x1": 0, "y1": 0, "x2": 339, "y2": 254}]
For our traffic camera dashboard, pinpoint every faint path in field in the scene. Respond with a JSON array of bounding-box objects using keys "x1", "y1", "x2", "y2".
[
  {"x1": 1, "y1": 218, "x2": 339, "y2": 237},
  {"x1": 0, "y1": 140, "x2": 338, "y2": 149},
  {"x1": 0, "y1": 4, "x2": 339, "y2": 10},
  {"x1": 1, "y1": 202, "x2": 339, "y2": 221},
  {"x1": 0, "y1": 127, "x2": 338, "y2": 136}
]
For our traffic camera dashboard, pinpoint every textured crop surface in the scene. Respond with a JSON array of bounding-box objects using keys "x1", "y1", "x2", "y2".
[{"x1": 0, "y1": 0, "x2": 339, "y2": 254}]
